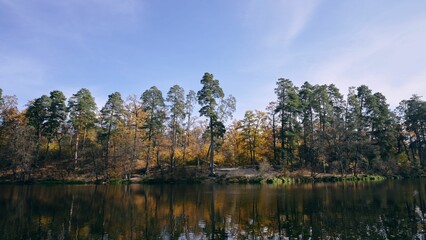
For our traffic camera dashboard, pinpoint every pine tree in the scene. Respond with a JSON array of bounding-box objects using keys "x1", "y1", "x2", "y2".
[
  {"x1": 68, "y1": 88, "x2": 97, "y2": 169},
  {"x1": 46, "y1": 90, "x2": 67, "y2": 158},
  {"x1": 197, "y1": 73, "x2": 225, "y2": 176},
  {"x1": 26, "y1": 95, "x2": 52, "y2": 159},
  {"x1": 141, "y1": 86, "x2": 166, "y2": 173},
  {"x1": 166, "y1": 85, "x2": 185, "y2": 169},
  {"x1": 100, "y1": 92, "x2": 125, "y2": 173}
]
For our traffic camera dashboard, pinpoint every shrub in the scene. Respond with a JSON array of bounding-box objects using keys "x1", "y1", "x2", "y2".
[{"x1": 259, "y1": 160, "x2": 272, "y2": 176}]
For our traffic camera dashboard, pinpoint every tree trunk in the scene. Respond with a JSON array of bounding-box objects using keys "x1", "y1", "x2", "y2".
[
  {"x1": 74, "y1": 129, "x2": 80, "y2": 170},
  {"x1": 409, "y1": 135, "x2": 417, "y2": 166},
  {"x1": 104, "y1": 121, "x2": 112, "y2": 176},
  {"x1": 182, "y1": 113, "x2": 191, "y2": 164},
  {"x1": 170, "y1": 122, "x2": 177, "y2": 170},
  {"x1": 131, "y1": 123, "x2": 138, "y2": 176},
  {"x1": 45, "y1": 139, "x2": 51, "y2": 161},
  {"x1": 272, "y1": 113, "x2": 277, "y2": 165},
  {"x1": 209, "y1": 117, "x2": 215, "y2": 176},
  {"x1": 55, "y1": 133, "x2": 63, "y2": 159},
  {"x1": 280, "y1": 111, "x2": 285, "y2": 166},
  {"x1": 145, "y1": 143, "x2": 151, "y2": 174},
  {"x1": 36, "y1": 128, "x2": 42, "y2": 162},
  {"x1": 82, "y1": 127, "x2": 87, "y2": 156},
  {"x1": 145, "y1": 126, "x2": 153, "y2": 174},
  {"x1": 419, "y1": 124, "x2": 426, "y2": 168}
]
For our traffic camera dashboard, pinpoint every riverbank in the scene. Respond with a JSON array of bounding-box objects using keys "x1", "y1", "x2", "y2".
[
  {"x1": 0, "y1": 166, "x2": 397, "y2": 185},
  {"x1": 138, "y1": 167, "x2": 388, "y2": 184}
]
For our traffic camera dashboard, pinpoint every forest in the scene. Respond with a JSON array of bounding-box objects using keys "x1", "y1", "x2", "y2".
[{"x1": 0, "y1": 72, "x2": 425, "y2": 182}]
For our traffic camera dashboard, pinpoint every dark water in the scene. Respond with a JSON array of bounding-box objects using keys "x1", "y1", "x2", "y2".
[{"x1": 1, "y1": 180, "x2": 426, "y2": 239}]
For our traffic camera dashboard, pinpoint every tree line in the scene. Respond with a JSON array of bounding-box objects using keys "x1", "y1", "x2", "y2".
[{"x1": 0, "y1": 73, "x2": 425, "y2": 180}]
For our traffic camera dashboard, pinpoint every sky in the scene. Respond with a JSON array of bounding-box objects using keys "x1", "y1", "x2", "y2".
[{"x1": 1, "y1": 0, "x2": 426, "y2": 120}]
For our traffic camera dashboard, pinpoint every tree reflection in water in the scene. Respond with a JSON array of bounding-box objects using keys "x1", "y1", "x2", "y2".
[{"x1": 0, "y1": 180, "x2": 426, "y2": 239}]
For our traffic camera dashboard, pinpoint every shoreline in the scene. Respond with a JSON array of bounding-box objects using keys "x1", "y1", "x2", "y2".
[{"x1": 0, "y1": 166, "x2": 412, "y2": 185}]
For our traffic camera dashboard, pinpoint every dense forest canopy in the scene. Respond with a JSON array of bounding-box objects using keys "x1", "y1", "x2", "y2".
[{"x1": 1, "y1": 73, "x2": 425, "y2": 181}]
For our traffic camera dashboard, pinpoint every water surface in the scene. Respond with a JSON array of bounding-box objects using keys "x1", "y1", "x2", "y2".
[{"x1": 1, "y1": 180, "x2": 425, "y2": 239}]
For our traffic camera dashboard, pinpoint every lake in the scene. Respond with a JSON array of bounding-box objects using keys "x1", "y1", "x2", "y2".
[{"x1": 1, "y1": 180, "x2": 425, "y2": 239}]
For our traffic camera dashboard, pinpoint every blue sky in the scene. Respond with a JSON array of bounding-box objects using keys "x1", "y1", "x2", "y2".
[{"x1": 1, "y1": 0, "x2": 426, "y2": 119}]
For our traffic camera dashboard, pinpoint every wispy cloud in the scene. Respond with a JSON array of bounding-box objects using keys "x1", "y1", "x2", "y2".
[
  {"x1": 242, "y1": 0, "x2": 320, "y2": 48},
  {"x1": 0, "y1": 0, "x2": 143, "y2": 42},
  {"x1": 0, "y1": 55, "x2": 49, "y2": 105},
  {"x1": 0, "y1": 55, "x2": 47, "y2": 86},
  {"x1": 235, "y1": 0, "x2": 322, "y2": 76},
  {"x1": 230, "y1": 1, "x2": 321, "y2": 117},
  {"x1": 0, "y1": 0, "x2": 144, "y2": 106},
  {"x1": 308, "y1": 16, "x2": 426, "y2": 107}
]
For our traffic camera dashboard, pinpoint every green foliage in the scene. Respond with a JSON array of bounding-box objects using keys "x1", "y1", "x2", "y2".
[
  {"x1": 100, "y1": 92, "x2": 125, "y2": 134},
  {"x1": 141, "y1": 86, "x2": 166, "y2": 139},
  {"x1": 274, "y1": 78, "x2": 301, "y2": 166},
  {"x1": 0, "y1": 88, "x2": 3, "y2": 110},
  {"x1": 47, "y1": 91, "x2": 67, "y2": 134},
  {"x1": 167, "y1": 85, "x2": 185, "y2": 124},
  {"x1": 99, "y1": 92, "x2": 125, "y2": 171},
  {"x1": 185, "y1": 90, "x2": 197, "y2": 115},
  {"x1": 26, "y1": 95, "x2": 52, "y2": 136},
  {"x1": 197, "y1": 72, "x2": 224, "y2": 119},
  {"x1": 26, "y1": 95, "x2": 52, "y2": 158},
  {"x1": 140, "y1": 86, "x2": 166, "y2": 172},
  {"x1": 68, "y1": 88, "x2": 97, "y2": 131},
  {"x1": 398, "y1": 95, "x2": 426, "y2": 167},
  {"x1": 67, "y1": 88, "x2": 97, "y2": 166},
  {"x1": 182, "y1": 90, "x2": 197, "y2": 163},
  {"x1": 166, "y1": 85, "x2": 186, "y2": 168},
  {"x1": 197, "y1": 73, "x2": 232, "y2": 175}
]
